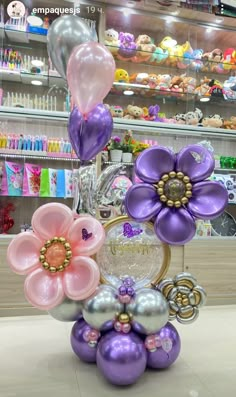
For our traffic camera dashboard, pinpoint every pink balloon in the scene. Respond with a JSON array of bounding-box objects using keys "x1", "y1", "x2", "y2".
[{"x1": 67, "y1": 42, "x2": 116, "y2": 115}]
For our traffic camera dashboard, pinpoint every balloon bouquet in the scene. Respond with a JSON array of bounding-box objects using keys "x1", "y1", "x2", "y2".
[{"x1": 7, "y1": 15, "x2": 229, "y2": 386}]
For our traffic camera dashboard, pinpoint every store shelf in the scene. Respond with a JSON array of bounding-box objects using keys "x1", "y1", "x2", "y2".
[
  {"x1": 4, "y1": 27, "x2": 47, "y2": 44},
  {"x1": 0, "y1": 68, "x2": 65, "y2": 88},
  {"x1": 215, "y1": 168, "x2": 236, "y2": 173},
  {"x1": 0, "y1": 106, "x2": 69, "y2": 121},
  {"x1": 0, "y1": 151, "x2": 79, "y2": 162},
  {"x1": 0, "y1": 195, "x2": 73, "y2": 199}
]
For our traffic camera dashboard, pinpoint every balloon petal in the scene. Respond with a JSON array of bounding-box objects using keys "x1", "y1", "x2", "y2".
[
  {"x1": 176, "y1": 144, "x2": 215, "y2": 182},
  {"x1": 135, "y1": 146, "x2": 175, "y2": 183},
  {"x1": 63, "y1": 257, "x2": 100, "y2": 301},
  {"x1": 187, "y1": 181, "x2": 228, "y2": 219},
  {"x1": 7, "y1": 232, "x2": 42, "y2": 275},
  {"x1": 155, "y1": 207, "x2": 196, "y2": 245},
  {"x1": 125, "y1": 184, "x2": 162, "y2": 222},
  {"x1": 24, "y1": 268, "x2": 64, "y2": 310},
  {"x1": 68, "y1": 105, "x2": 113, "y2": 161},
  {"x1": 68, "y1": 216, "x2": 105, "y2": 256},
  {"x1": 32, "y1": 203, "x2": 73, "y2": 241}
]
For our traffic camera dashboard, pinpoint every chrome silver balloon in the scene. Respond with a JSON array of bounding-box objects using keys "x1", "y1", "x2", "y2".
[
  {"x1": 72, "y1": 165, "x2": 96, "y2": 216},
  {"x1": 127, "y1": 289, "x2": 169, "y2": 335},
  {"x1": 48, "y1": 298, "x2": 83, "y2": 322},
  {"x1": 47, "y1": 15, "x2": 95, "y2": 80},
  {"x1": 82, "y1": 285, "x2": 124, "y2": 330}
]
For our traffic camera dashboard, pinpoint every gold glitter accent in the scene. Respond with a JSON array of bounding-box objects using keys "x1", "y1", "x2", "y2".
[
  {"x1": 181, "y1": 197, "x2": 189, "y2": 205},
  {"x1": 158, "y1": 181, "x2": 165, "y2": 188},
  {"x1": 161, "y1": 174, "x2": 169, "y2": 182},
  {"x1": 169, "y1": 171, "x2": 176, "y2": 178},
  {"x1": 167, "y1": 200, "x2": 174, "y2": 207},
  {"x1": 157, "y1": 188, "x2": 164, "y2": 195},
  {"x1": 156, "y1": 172, "x2": 192, "y2": 208},
  {"x1": 160, "y1": 195, "x2": 167, "y2": 202},
  {"x1": 186, "y1": 183, "x2": 192, "y2": 190},
  {"x1": 177, "y1": 172, "x2": 184, "y2": 179},
  {"x1": 174, "y1": 201, "x2": 181, "y2": 208},
  {"x1": 185, "y1": 191, "x2": 192, "y2": 198},
  {"x1": 183, "y1": 176, "x2": 190, "y2": 183},
  {"x1": 39, "y1": 237, "x2": 72, "y2": 273}
]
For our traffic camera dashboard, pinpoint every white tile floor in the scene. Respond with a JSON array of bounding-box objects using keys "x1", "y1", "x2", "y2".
[{"x1": 0, "y1": 305, "x2": 235, "y2": 397}]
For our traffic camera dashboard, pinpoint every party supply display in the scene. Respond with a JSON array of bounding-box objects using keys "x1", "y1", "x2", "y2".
[
  {"x1": 1, "y1": 161, "x2": 23, "y2": 196},
  {"x1": 68, "y1": 104, "x2": 113, "y2": 161},
  {"x1": 125, "y1": 145, "x2": 228, "y2": 245},
  {"x1": 7, "y1": 203, "x2": 105, "y2": 309},
  {"x1": 23, "y1": 163, "x2": 42, "y2": 197},
  {"x1": 47, "y1": 15, "x2": 96, "y2": 80}
]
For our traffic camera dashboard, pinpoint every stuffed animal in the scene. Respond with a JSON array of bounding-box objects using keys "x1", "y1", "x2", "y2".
[
  {"x1": 159, "y1": 36, "x2": 177, "y2": 52},
  {"x1": 223, "y1": 116, "x2": 236, "y2": 130},
  {"x1": 202, "y1": 115, "x2": 223, "y2": 128},
  {"x1": 114, "y1": 69, "x2": 129, "y2": 83},
  {"x1": 129, "y1": 73, "x2": 149, "y2": 85},
  {"x1": 147, "y1": 74, "x2": 159, "y2": 89},
  {"x1": 118, "y1": 32, "x2": 137, "y2": 59},
  {"x1": 150, "y1": 47, "x2": 169, "y2": 64},
  {"x1": 124, "y1": 105, "x2": 144, "y2": 120},
  {"x1": 147, "y1": 105, "x2": 163, "y2": 122},
  {"x1": 208, "y1": 79, "x2": 224, "y2": 96},
  {"x1": 110, "y1": 105, "x2": 124, "y2": 118},
  {"x1": 158, "y1": 74, "x2": 171, "y2": 91},
  {"x1": 170, "y1": 75, "x2": 183, "y2": 93},
  {"x1": 180, "y1": 76, "x2": 197, "y2": 94},
  {"x1": 223, "y1": 48, "x2": 236, "y2": 70},
  {"x1": 185, "y1": 108, "x2": 203, "y2": 126},
  {"x1": 104, "y1": 29, "x2": 120, "y2": 54},
  {"x1": 174, "y1": 113, "x2": 186, "y2": 124},
  {"x1": 194, "y1": 76, "x2": 211, "y2": 97},
  {"x1": 136, "y1": 35, "x2": 156, "y2": 56},
  {"x1": 190, "y1": 49, "x2": 203, "y2": 71}
]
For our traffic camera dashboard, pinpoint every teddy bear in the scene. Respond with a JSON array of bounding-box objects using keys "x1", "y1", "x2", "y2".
[
  {"x1": 135, "y1": 35, "x2": 156, "y2": 56},
  {"x1": 147, "y1": 74, "x2": 160, "y2": 89},
  {"x1": 109, "y1": 105, "x2": 124, "y2": 118},
  {"x1": 170, "y1": 75, "x2": 183, "y2": 93},
  {"x1": 124, "y1": 105, "x2": 144, "y2": 120},
  {"x1": 158, "y1": 74, "x2": 171, "y2": 91},
  {"x1": 114, "y1": 69, "x2": 129, "y2": 83},
  {"x1": 180, "y1": 76, "x2": 197, "y2": 94},
  {"x1": 202, "y1": 115, "x2": 223, "y2": 128},
  {"x1": 194, "y1": 76, "x2": 211, "y2": 97},
  {"x1": 117, "y1": 32, "x2": 137, "y2": 59},
  {"x1": 104, "y1": 29, "x2": 120, "y2": 54},
  {"x1": 185, "y1": 108, "x2": 203, "y2": 126},
  {"x1": 147, "y1": 105, "x2": 163, "y2": 122}
]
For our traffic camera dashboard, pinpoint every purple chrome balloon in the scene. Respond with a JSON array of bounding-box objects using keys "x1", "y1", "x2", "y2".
[
  {"x1": 68, "y1": 104, "x2": 113, "y2": 161},
  {"x1": 96, "y1": 331, "x2": 147, "y2": 385},
  {"x1": 125, "y1": 145, "x2": 228, "y2": 245},
  {"x1": 71, "y1": 320, "x2": 100, "y2": 363},
  {"x1": 146, "y1": 322, "x2": 181, "y2": 369}
]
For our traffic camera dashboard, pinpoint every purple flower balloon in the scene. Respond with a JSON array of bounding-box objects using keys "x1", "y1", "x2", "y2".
[
  {"x1": 125, "y1": 145, "x2": 228, "y2": 245},
  {"x1": 68, "y1": 104, "x2": 113, "y2": 161},
  {"x1": 145, "y1": 322, "x2": 181, "y2": 369},
  {"x1": 71, "y1": 319, "x2": 101, "y2": 363},
  {"x1": 96, "y1": 331, "x2": 147, "y2": 385}
]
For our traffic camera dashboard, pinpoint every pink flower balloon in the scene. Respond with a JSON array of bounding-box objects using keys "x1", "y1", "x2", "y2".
[
  {"x1": 7, "y1": 203, "x2": 105, "y2": 310},
  {"x1": 67, "y1": 42, "x2": 116, "y2": 115}
]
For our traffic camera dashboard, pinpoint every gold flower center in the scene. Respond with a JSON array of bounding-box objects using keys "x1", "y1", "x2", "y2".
[
  {"x1": 175, "y1": 292, "x2": 189, "y2": 307},
  {"x1": 39, "y1": 237, "x2": 72, "y2": 273},
  {"x1": 155, "y1": 171, "x2": 192, "y2": 208}
]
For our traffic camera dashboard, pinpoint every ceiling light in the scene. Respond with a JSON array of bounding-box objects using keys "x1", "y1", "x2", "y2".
[
  {"x1": 27, "y1": 14, "x2": 43, "y2": 27},
  {"x1": 206, "y1": 28, "x2": 212, "y2": 33},
  {"x1": 124, "y1": 90, "x2": 134, "y2": 96},
  {"x1": 200, "y1": 97, "x2": 210, "y2": 102},
  {"x1": 31, "y1": 80, "x2": 43, "y2": 86},
  {"x1": 31, "y1": 59, "x2": 44, "y2": 67}
]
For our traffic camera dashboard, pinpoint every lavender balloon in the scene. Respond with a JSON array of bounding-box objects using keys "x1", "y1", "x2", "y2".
[
  {"x1": 68, "y1": 104, "x2": 113, "y2": 161},
  {"x1": 97, "y1": 331, "x2": 147, "y2": 385},
  {"x1": 71, "y1": 319, "x2": 101, "y2": 363},
  {"x1": 145, "y1": 322, "x2": 181, "y2": 369},
  {"x1": 125, "y1": 145, "x2": 228, "y2": 245}
]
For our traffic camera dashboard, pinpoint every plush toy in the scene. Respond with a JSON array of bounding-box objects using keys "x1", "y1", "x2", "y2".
[
  {"x1": 169, "y1": 42, "x2": 192, "y2": 67},
  {"x1": 158, "y1": 74, "x2": 171, "y2": 91},
  {"x1": 223, "y1": 48, "x2": 236, "y2": 70},
  {"x1": 135, "y1": 35, "x2": 156, "y2": 56},
  {"x1": 110, "y1": 105, "x2": 124, "y2": 118},
  {"x1": 129, "y1": 73, "x2": 149, "y2": 85},
  {"x1": 124, "y1": 105, "x2": 144, "y2": 120},
  {"x1": 117, "y1": 32, "x2": 137, "y2": 59},
  {"x1": 159, "y1": 36, "x2": 177, "y2": 52},
  {"x1": 147, "y1": 74, "x2": 159, "y2": 89},
  {"x1": 180, "y1": 76, "x2": 197, "y2": 94},
  {"x1": 147, "y1": 105, "x2": 163, "y2": 122},
  {"x1": 185, "y1": 108, "x2": 203, "y2": 126},
  {"x1": 223, "y1": 76, "x2": 236, "y2": 100},
  {"x1": 223, "y1": 116, "x2": 236, "y2": 130},
  {"x1": 174, "y1": 113, "x2": 186, "y2": 124},
  {"x1": 170, "y1": 75, "x2": 183, "y2": 93},
  {"x1": 104, "y1": 29, "x2": 120, "y2": 54},
  {"x1": 202, "y1": 115, "x2": 223, "y2": 128},
  {"x1": 194, "y1": 76, "x2": 211, "y2": 97},
  {"x1": 150, "y1": 47, "x2": 168, "y2": 64},
  {"x1": 208, "y1": 79, "x2": 224, "y2": 97},
  {"x1": 190, "y1": 49, "x2": 203, "y2": 71},
  {"x1": 114, "y1": 69, "x2": 129, "y2": 83}
]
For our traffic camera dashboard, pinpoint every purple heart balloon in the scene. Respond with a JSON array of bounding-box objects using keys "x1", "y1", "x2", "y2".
[{"x1": 68, "y1": 104, "x2": 113, "y2": 161}]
